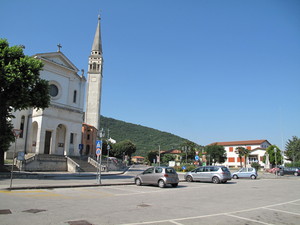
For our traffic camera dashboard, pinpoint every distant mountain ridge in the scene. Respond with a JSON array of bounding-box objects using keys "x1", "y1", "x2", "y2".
[{"x1": 100, "y1": 116, "x2": 189, "y2": 156}]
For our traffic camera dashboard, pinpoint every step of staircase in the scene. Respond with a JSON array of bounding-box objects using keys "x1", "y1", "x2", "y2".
[{"x1": 69, "y1": 157, "x2": 97, "y2": 172}]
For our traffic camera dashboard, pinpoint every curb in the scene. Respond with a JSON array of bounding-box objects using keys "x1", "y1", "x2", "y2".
[{"x1": 3, "y1": 182, "x2": 135, "y2": 191}]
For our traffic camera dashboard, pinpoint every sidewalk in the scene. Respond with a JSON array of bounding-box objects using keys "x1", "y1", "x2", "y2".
[{"x1": 0, "y1": 169, "x2": 133, "y2": 190}]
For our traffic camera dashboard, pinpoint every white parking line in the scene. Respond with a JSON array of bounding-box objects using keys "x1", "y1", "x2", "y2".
[
  {"x1": 225, "y1": 214, "x2": 273, "y2": 225},
  {"x1": 169, "y1": 220, "x2": 184, "y2": 225},
  {"x1": 120, "y1": 198, "x2": 300, "y2": 225},
  {"x1": 263, "y1": 207, "x2": 300, "y2": 216}
]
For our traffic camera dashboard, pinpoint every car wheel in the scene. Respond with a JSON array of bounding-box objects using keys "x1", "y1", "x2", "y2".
[
  {"x1": 250, "y1": 175, "x2": 256, "y2": 179},
  {"x1": 171, "y1": 183, "x2": 178, "y2": 187},
  {"x1": 233, "y1": 175, "x2": 238, "y2": 179},
  {"x1": 135, "y1": 178, "x2": 142, "y2": 186},
  {"x1": 158, "y1": 180, "x2": 166, "y2": 188},
  {"x1": 186, "y1": 175, "x2": 193, "y2": 182},
  {"x1": 212, "y1": 176, "x2": 220, "y2": 184},
  {"x1": 294, "y1": 172, "x2": 298, "y2": 176}
]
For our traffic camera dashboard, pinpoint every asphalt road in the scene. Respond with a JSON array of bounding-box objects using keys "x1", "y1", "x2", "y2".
[{"x1": 0, "y1": 166, "x2": 299, "y2": 225}]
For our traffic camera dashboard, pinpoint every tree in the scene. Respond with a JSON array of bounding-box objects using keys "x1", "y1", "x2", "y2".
[
  {"x1": 235, "y1": 147, "x2": 250, "y2": 168},
  {"x1": 147, "y1": 150, "x2": 158, "y2": 164},
  {"x1": 0, "y1": 39, "x2": 50, "y2": 170},
  {"x1": 285, "y1": 136, "x2": 300, "y2": 163},
  {"x1": 205, "y1": 144, "x2": 227, "y2": 165},
  {"x1": 161, "y1": 154, "x2": 176, "y2": 164},
  {"x1": 111, "y1": 140, "x2": 136, "y2": 159},
  {"x1": 180, "y1": 140, "x2": 200, "y2": 163},
  {"x1": 265, "y1": 145, "x2": 283, "y2": 166}
]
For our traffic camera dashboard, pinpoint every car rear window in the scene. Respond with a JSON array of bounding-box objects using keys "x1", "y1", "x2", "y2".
[
  {"x1": 221, "y1": 167, "x2": 230, "y2": 172},
  {"x1": 165, "y1": 168, "x2": 176, "y2": 174}
]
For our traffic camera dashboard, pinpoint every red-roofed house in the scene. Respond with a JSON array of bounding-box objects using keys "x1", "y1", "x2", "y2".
[
  {"x1": 160, "y1": 149, "x2": 182, "y2": 162},
  {"x1": 132, "y1": 156, "x2": 145, "y2": 164},
  {"x1": 209, "y1": 140, "x2": 271, "y2": 168}
]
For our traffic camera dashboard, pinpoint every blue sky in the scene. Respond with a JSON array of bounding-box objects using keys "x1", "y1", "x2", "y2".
[{"x1": 1, "y1": 0, "x2": 299, "y2": 149}]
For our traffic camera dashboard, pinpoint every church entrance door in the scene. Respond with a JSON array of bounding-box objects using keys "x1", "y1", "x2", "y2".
[{"x1": 44, "y1": 131, "x2": 52, "y2": 154}]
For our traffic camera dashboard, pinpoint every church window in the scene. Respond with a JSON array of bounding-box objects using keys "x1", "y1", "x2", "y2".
[
  {"x1": 19, "y1": 115, "x2": 25, "y2": 138},
  {"x1": 70, "y1": 133, "x2": 74, "y2": 144},
  {"x1": 87, "y1": 134, "x2": 90, "y2": 140},
  {"x1": 97, "y1": 64, "x2": 100, "y2": 71},
  {"x1": 92, "y1": 62, "x2": 96, "y2": 70},
  {"x1": 73, "y1": 90, "x2": 77, "y2": 103},
  {"x1": 49, "y1": 84, "x2": 59, "y2": 97}
]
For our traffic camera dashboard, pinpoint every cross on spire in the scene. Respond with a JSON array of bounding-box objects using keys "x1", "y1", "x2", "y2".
[{"x1": 57, "y1": 43, "x2": 62, "y2": 52}]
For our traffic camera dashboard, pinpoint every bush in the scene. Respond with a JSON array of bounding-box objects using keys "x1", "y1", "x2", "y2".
[
  {"x1": 284, "y1": 161, "x2": 300, "y2": 167},
  {"x1": 251, "y1": 162, "x2": 261, "y2": 171},
  {"x1": 174, "y1": 164, "x2": 197, "y2": 172}
]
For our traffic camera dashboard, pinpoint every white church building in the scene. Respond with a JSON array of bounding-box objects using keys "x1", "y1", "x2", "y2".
[{"x1": 6, "y1": 17, "x2": 103, "y2": 162}]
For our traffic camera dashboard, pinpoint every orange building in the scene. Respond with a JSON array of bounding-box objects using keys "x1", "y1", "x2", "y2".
[{"x1": 81, "y1": 123, "x2": 98, "y2": 156}]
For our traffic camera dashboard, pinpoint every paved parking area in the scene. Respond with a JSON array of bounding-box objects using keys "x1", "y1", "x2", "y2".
[{"x1": 1, "y1": 176, "x2": 299, "y2": 225}]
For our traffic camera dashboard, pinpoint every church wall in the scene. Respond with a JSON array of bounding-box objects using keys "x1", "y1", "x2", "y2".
[{"x1": 6, "y1": 52, "x2": 85, "y2": 160}]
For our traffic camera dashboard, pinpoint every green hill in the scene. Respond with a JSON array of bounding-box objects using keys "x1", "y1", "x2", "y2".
[{"x1": 100, "y1": 116, "x2": 189, "y2": 157}]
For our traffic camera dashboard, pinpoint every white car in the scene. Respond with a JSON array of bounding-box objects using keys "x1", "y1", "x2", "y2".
[{"x1": 232, "y1": 167, "x2": 257, "y2": 179}]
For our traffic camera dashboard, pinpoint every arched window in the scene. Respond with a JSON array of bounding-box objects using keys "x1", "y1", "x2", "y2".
[
  {"x1": 73, "y1": 90, "x2": 77, "y2": 103},
  {"x1": 20, "y1": 116, "x2": 25, "y2": 138},
  {"x1": 92, "y1": 62, "x2": 96, "y2": 70}
]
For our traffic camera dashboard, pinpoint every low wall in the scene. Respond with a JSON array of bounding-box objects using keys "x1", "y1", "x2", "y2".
[{"x1": 24, "y1": 155, "x2": 67, "y2": 172}]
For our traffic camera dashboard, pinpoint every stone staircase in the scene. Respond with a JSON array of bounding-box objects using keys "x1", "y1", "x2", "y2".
[{"x1": 69, "y1": 156, "x2": 98, "y2": 172}]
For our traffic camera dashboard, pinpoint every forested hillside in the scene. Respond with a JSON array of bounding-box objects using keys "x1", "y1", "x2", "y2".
[{"x1": 100, "y1": 116, "x2": 189, "y2": 156}]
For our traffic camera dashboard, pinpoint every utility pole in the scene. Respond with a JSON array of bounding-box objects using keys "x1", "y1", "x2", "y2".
[{"x1": 158, "y1": 145, "x2": 161, "y2": 166}]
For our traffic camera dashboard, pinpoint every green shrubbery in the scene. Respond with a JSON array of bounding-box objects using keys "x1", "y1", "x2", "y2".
[
  {"x1": 174, "y1": 164, "x2": 197, "y2": 172},
  {"x1": 251, "y1": 162, "x2": 261, "y2": 171},
  {"x1": 285, "y1": 162, "x2": 300, "y2": 167}
]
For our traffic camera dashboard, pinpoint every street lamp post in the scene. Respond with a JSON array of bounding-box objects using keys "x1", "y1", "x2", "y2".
[
  {"x1": 96, "y1": 128, "x2": 105, "y2": 184},
  {"x1": 158, "y1": 145, "x2": 160, "y2": 166},
  {"x1": 274, "y1": 147, "x2": 277, "y2": 177}
]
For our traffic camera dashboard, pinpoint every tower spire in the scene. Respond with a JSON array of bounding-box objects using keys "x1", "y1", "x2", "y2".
[
  {"x1": 85, "y1": 16, "x2": 104, "y2": 131},
  {"x1": 91, "y1": 14, "x2": 102, "y2": 55}
]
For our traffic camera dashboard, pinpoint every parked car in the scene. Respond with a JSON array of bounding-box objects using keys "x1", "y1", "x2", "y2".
[
  {"x1": 232, "y1": 167, "x2": 257, "y2": 179},
  {"x1": 278, "y1": 167, "x2": 300, "y2": 176},
  {"x1": 134, "y1": 166, "x2": 179, "y2": 188},
  {"x1": 184, "y1": 166, "x2": 231, "y2": 184}
]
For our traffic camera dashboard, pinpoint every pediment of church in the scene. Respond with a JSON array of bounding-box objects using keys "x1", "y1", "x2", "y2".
[{"x1": 33, "y1": 52, "x2": 79, "y2": 72}]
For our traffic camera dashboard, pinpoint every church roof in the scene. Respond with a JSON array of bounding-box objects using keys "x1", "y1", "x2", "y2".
[
  {"x1": 33, "y1": 51, "x2": 79, "y2": 72},
  {"x1": 91, "y1": 15, "x2": 103, "y2": 54}
]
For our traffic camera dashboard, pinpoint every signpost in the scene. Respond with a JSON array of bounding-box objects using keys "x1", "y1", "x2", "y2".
[
  {"x1": 10, "y1": 129, "x2": 22, "y2": 189},
  {"x1": 96, "y1": 140, "x2": 102, "y2": 184}
]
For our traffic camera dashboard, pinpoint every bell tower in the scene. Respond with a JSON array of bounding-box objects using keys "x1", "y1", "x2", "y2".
[{"x1": 85, "y1": 15, "x2": 103, "y2": 130}]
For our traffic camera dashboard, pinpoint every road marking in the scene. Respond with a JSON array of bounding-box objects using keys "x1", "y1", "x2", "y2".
[
  {"x1": 169, "y1": 220, "x2": 183, "y2": 225},
  {"x1": 120, "y1": 198, "x2": 300, "y2": 225},
  {"x1": 225, "y1": 214, "x2": 273, "y2": 225},
  {"x1": 0, "y1": 190, "x2": 46, "y2": 193},
  {"x1": 263, "y1": 207, "x2": 300, "y2": 216}
]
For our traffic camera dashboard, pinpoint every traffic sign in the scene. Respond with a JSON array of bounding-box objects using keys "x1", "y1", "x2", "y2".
[
  {"x1": 13, "y1": 129, "x2": 22, "y2": 137},
  {"x1": 195, "y1": 155, "x2": 200, "y2": 161},
  {"x1": 96, "y1": 140, "x2": 102, "y2": 148},
  {"x1": 96, "y1": 148, "x2": 101, "y2": 156}
]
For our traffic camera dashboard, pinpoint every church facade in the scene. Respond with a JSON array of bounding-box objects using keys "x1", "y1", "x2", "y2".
[{"x1": 6, "y1": 17, "x2": 103, "y2": 159}]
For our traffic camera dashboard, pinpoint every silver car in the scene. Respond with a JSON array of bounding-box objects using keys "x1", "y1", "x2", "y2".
[
  {"x1": 184, "y1": 166, "x2": 231, "y2": 184},
  {"x1": 232, "y1": 167, "x2": 257, "y2": 179},
  {"x1": 134, "y1": 166, "x2": 179, "y2": 188}
]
